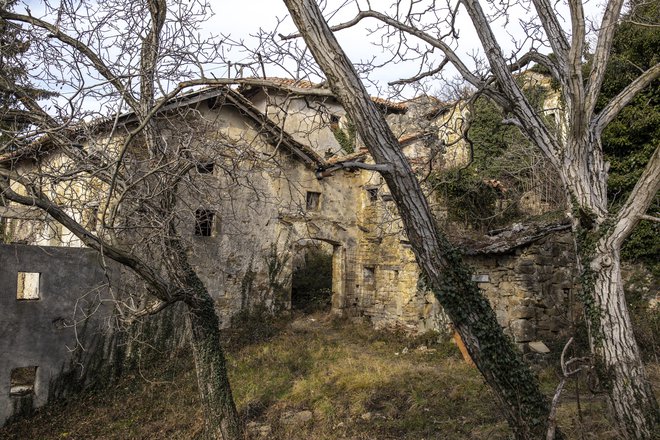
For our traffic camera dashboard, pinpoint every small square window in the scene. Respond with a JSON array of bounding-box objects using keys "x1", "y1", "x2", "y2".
[
  {"x1": 10, "y1": 366, "x2": 37, "y2": 396},
  {"x1": 306, "y1": 192, "x2": 321, "y2": 211},
  {"x1": 17, "y1": 272, "x2": 40, "y2": 300},
  {"x1": 196, "y1": 162, "x2": 215, "y2": 174},
  {"x1": 194, "y1": 209, "x2": 215, "y2": 237}
]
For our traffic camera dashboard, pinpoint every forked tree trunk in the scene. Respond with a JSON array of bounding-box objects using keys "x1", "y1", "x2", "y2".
[
  {"x1": 186, "y1": 286, "x2": 242, "y2": 440},
  {"x1": 584, "y1": 241, "x2": 659, "y2": 439},
  {"x1": 283, "y1": 1, "x2": 558, "y2": 438}
]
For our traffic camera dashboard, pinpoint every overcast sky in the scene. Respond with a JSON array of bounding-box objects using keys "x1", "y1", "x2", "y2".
[{"x1": 17, "y1": 0, "x2": 607, "y2": 105}]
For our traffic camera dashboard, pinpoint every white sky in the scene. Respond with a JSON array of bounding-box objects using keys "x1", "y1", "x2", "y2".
[{"x1": 17, "y1": 0, "x2": 607, "y2": 106}]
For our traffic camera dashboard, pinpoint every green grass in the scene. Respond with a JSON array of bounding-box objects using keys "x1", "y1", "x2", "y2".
[{"x1": 1, "y1": 312, "x2": 657, "y2": 439}]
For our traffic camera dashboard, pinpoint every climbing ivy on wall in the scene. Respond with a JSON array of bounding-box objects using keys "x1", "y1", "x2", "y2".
[{"x1": 331, "y1": 118, "x2": 357, "y2": 154}]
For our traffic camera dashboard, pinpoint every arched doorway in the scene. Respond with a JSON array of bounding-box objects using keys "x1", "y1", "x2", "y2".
[{"x1": 291, "y1": 240, "x2": 334, "y2": 311}]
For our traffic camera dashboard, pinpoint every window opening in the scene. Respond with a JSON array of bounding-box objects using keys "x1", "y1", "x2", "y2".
[
  {"x1": 196, "y1": 162, "x2": 215, "y2": 174},
  {"x1": 306, "y1": 192, "x2": 321, "y2": 211},
  {"x1": 363, "y1": 266, "x2": 376, "y2": 285},
  {"x1": 366, "y1": 188, "x2": 378, "y2": 203},
  {"x1": 10, "y1": 366, "x2": 37, "y2": 396},
  {"x1": 194, "y1": 209, "x2": 215, "y2": 236},
  {"x1": 17, "y1": 272, "x2": 40, "y2": 300},
  {"x1": 329, "y1": 114, "x2": 340, "y2": 131}
]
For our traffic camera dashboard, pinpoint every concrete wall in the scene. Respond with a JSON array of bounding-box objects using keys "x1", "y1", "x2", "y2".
[{"x1": 0, "y1": 244, "x2": 115, "y2": 426}]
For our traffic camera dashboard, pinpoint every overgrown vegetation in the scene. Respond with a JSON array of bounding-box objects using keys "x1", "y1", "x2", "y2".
[
  {"x1": 432, "y1": 94, "x2": 563, "y2": 232},
  {"x1": 2, "y1": 313, "x2": 656, "y2": 440},
  {"x1": 599, "y1": 0, "x2": 660, "y2": 272},
  {"x1": 331, "y1": 117, "x2": 357, "y2": 154}
]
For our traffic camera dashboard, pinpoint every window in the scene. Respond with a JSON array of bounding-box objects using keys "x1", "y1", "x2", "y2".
[
  {"x1": 329, "y1": 114, "x2": 340, "y2": 131},
  {"x1": 363, "y1": 266, "x2": 375, "y2": 285},
  {"x1": 10, "y1": 366, "x2": 37, "y2": 396},
  {"x1": 306, "y1": 191, "x2": 321, "y2": 211},
  {"x1": 366, "y1": 188, "x2": 378, "y2": 203},
  {"x1": 194, "y1": 209, "x2": 215, "y2": 237},
  {"x1": 196, "y1": 162, "x2": 215, "y2": 174},
  {"x1": 86, "y1": 205, "x2": 99, "y2": 231},
  {"x1": 17, "y1": 272, "x2": 40, "y2": 300}
]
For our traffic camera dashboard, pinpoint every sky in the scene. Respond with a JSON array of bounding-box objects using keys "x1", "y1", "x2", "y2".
[{"x1": 16, "y1": 0, "x2": 607, "y2": 107}]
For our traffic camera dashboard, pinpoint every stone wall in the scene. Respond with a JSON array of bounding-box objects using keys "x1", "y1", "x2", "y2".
[{"x1": 466, "y1": 231, "x2": 578, "y2": 351}]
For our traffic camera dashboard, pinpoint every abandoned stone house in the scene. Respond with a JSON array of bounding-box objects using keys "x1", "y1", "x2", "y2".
[{"x1": 0, "y1": 77, "x2": 578, "y2": 425}]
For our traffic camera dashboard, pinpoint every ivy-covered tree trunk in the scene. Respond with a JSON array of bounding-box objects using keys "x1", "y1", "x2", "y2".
[
  {"x1": 186, "y1": 286, "x2": 241, "y2": 440},
  {"x1": 283, "y1": 1, "x2": 558, "y2": 438}
]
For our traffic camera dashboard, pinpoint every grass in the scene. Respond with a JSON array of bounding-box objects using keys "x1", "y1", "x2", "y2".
[{"x1": 1, "y1": 311, "x2": 658, "y2": 439}]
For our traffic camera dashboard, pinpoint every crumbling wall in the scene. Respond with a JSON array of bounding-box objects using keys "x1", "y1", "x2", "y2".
[
  {"x1": 466, "y1": 231, "x2": 578, "y2": 351},
  {"x1": 0, "y1": 244, "x2": 117, "y2": 426}
]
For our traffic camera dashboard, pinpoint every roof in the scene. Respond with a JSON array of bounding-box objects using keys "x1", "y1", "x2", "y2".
[
  {"x1": 238, "y1": 77, "x2": 408, "y2": 113},
  {"x1": 0, "y1": 85, "x2": 327, "y2": 169}
]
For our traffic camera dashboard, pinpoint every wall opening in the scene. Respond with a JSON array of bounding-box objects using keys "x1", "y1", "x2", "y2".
[
  {"x1": 196, "y1": 162, "x2": 215, "y2": 174},
  {"x1": 194, "y1": 209, "x2": 215, "y2": 237},
  {"x1": 16, "y1": 272, "x2": 40, "y2": 300},
  {"x1": 291, "y1": 241, "x2": 333, "y2": 312},
  {"x1": 306, "y1": 191, "x2": 321, "y2": 211},
  {"x1": 363, "y1": 266, "x2": 376, "y2": 287},
  {"x1": 366, "y1": 187, "x2": 378, "y2": 203},
  {"x1": 10, "y1": 366, "x2": 37, "y2": 397}
]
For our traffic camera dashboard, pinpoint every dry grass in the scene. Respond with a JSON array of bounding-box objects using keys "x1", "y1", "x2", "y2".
[{"x1": 1, "y1": 312, "x2": 657, "y2": 439}]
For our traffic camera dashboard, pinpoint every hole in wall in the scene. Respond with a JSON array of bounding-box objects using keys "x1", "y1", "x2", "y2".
[
  {"x1": 10, "y1": 367, "x2": 37, "y2": 397},
  {"x1": 16, "y1": 272, "x2": 40, "y2": 300}
]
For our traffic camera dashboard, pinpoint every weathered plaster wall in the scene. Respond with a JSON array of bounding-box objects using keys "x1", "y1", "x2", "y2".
[{"x1": 0, "y1": 244, "x2": 116, "y2": 426}]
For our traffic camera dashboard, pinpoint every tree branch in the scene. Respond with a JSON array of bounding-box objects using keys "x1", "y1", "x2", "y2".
[
  {"x1": 608, "y1": 144, "x2": 660, "y2": 249},
  {"x1": 0, "y1": 179, "x2": 173, "y2": 301},
  {"x1": 280, "y1": 10, "x2": 485, "y2": 88},
  {"x1": 316, "y1": 161, "x2": 392, "y2": 178},
  {"x1": 584, "y1": 0, "x2": 626, "y2": 116},
  {"x1": 0, "y1": 10, "x2": 140, "y2": 113},
  {"x1": 592, "y1": 62, "x2": 660, "y2": 135}
]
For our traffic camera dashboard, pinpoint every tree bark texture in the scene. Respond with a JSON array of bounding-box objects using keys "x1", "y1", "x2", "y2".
[
  {"x1": 282, "y1": 1, "x2": 558, "y2": 438},
  {"x1": 569, "y1": 136, "x2": 659, "y2": 439},
  {"x1": 186, "y1": 284, "x2": 242, "y2": 440}
]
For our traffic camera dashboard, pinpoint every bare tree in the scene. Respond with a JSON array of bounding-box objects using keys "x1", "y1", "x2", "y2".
[
  {"x1": 0, "y1": 1, "x2": 243, "y2": 438},
  {"x1": 277, "y1": 0, "x2": 659, "y2": 438}
]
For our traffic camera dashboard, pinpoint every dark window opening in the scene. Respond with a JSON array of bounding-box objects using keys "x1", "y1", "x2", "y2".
[
  {"x1": 194, "y1": 209, "x2": 215, "y2": 237},
  {"x1": 10, "y1": 366, "x2": 36, "y2": 396},
  {"x1": 306, "y1": 191, "x2": 321, "y2": 211},
  {"x1": 363, "y1": 266, "x2": 376, "y2": 285},
  {"x1": 366, "y1": 188, "x2": 378, "y2": 203},
  {"x1": 196, "y1": 162, "x2": 215, "y2": 174},
  {"x1": 329, "y1": 114, "x2": 340, "y2": 131}
]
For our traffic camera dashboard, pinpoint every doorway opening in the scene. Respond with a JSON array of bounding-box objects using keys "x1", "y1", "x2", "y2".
[{"x1": 291, "y1": 241, "x2": 333, "y2": 312}]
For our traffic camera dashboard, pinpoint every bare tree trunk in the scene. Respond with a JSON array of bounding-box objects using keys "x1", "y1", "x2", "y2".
[
  {"x1": 282, "y1": 1, "x2": 558, "y2": 438},
  {"x1": 584, "y1": 243, "x2": 659, "y2": 439},
  {"x1": 186, "y1": 286, "x2": 241, "y2": 440}
]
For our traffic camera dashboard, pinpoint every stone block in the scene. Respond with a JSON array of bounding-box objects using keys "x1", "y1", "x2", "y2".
[
  {"x1": 510, "y1": 319, "x2": 535, "y2": 342},
  {"x1": 528, "y1": 341, "x2": 550, "y2": 354},
  {"x1": 510, "y1": 305, "x2": 536, "y2": 319}
]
